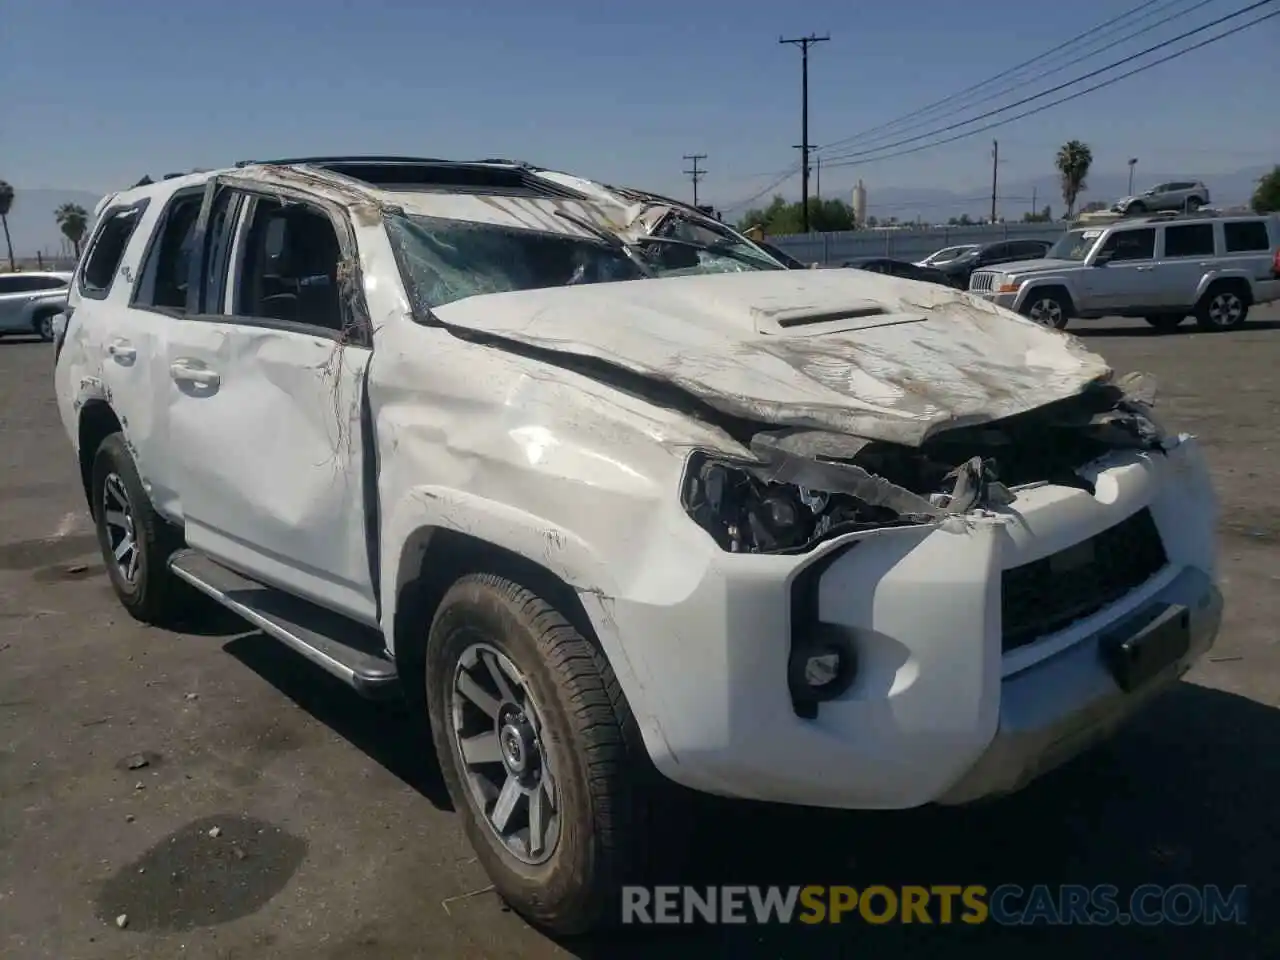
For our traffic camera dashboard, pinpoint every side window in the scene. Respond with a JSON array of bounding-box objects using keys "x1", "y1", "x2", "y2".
[
  {"x1": 232, "y1": 198, "x2": 344, "y2": 332},
  {"x1": 980, "y1": 243, "x2": 1008, "y2": 263},
  {"x1": 38, "y1": 276, "x2": 69, "y2": 290},
  {"x1": 0, "y1": 275, "x2": 42, "y2": 293},
  {"x1": 1163, "y1": 223, "x2": 1215, "y2": 258},
  {"x1": 1099, "y1": 228, "x2": 1155, "y2": 262},
  {"x1": 80, "y1": 207, "x2": 145, "y2": 299},
  {"x1": 133, "y1": 193, "x2": 202, "y2": 313},
  {"x1": 1223, "y1": 221, "x2": 1270, "y2": 253}
]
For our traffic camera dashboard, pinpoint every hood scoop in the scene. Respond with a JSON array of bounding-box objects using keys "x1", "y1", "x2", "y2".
[{"x1": 754, "y1": 300, "x2": 924, "y2": 338}]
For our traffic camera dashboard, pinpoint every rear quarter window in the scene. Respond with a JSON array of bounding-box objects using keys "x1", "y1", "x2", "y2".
[
  {"x1": 1222, "y1": 221, "x2": 1270, "y2": 253},
  {"x1": 79, "y1": 204, "x2": 149, "y2": 299}
]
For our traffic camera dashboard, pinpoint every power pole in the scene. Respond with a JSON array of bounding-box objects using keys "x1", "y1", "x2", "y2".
[
  {"x1": 1031, "y1": 185, "x2": 1037, "y2": 219},
  {"x1": 683, "y1": 153, "x2": 707, "y2": 207},
  {"x1": 990, "y1": 139, "x2": 999, "y2": 223},
  {"x1": 780, "y1": 33, "x2": 830, "y2": 233}
]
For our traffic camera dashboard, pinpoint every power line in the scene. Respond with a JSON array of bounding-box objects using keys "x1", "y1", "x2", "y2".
[
  {"x1": 829, "y1": 0, "x2": 1220, "y2": 153},
  {"x1": 780, "y1": 33, "x2": 830, "y2": 232},
  {"x1": 721, "y1": 164, "x2": 802, "y2": 215},
  {"x1": 819, "y1": 0, "x2": 1171, "y2": 153},
  {"x1": 682, "y1": 153, "x2": 707, "y2": 206},
  {"x1": 821, "y1": 6, "x2": 1279, "y2": 172},
  {"x1": 822, "y1": 0, "x2": 1276, "y2": 166}
]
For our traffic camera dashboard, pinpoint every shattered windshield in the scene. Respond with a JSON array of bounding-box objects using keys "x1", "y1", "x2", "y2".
[
  {"x1": 1047, "y1": 229, "x2": 1102, "y2": 262},
  {"x1": 387, "y1": 214, "x2": 645, "y2": 308},
  {"x1": 387, "y1": 212, "x2": 778, "y2": 309}
]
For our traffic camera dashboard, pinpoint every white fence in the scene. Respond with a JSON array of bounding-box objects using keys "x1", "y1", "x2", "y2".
[{"x1": 767, "y1": 222, "x2": 1068, "y2": 265}]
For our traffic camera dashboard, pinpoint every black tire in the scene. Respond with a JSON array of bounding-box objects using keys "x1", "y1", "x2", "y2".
[
  {"x1": 34, "y1": 311, "x2": 57, "y2": 342},
  {"x1": 91, "y1": 433, "x2": 186, "y2": 624},
  {"x1": 1186, "y1": 197, "x2": 1204, "y2": 212},
  {"x1": 425, "y1": 573, "x2": 680, "y2": 936},
  {"x1": 1144, "y1": 313, "x2": 1185, "y2": 333},
  {"x1": 1019, "y1": 288, "x2": 1072, "y2": 330},
  {"x1": 1194, "y1": 283, "x2": 1250, "y2": 332},
  {"x1": 1126, "y1": 200, "x2": 1146, "y2": 214}
]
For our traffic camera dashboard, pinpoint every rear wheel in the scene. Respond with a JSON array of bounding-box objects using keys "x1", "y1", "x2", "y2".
[
  {"x1": 1144, "y1": 313, "x2": 1185, "y2": 333},
  {"x1": 425, "y1": 573, "x2": 683, "y2": 935},
  {"x1": 1020, "y1": 289, "x2": 1072, "y2": 330},
  {"x1": 1186, "y1": 197, "x2": 1204, "y2": 212},
  {"x1": 91, "y1": 433, "x2": 186, "y2": 624},
  {"x1": 1126, "y1": 200, "x2": 1147, "y2": 214},
  {"x1": 1194, "y1": 284, "x2": 1249, "y2": 332}
]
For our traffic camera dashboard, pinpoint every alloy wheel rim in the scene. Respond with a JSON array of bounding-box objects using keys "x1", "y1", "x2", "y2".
[
  {"x1": 102, "y1": 473, "x2": 140, "y2": 583},
  {"x1": 451, "y1": 642, "x2": 561, "y2": 864},
  {"x1": 39, "y1": 316, "x2": 53, "y2": 340},
  {"x1": 1208, "y1": 293, "x2": 1242, "y2": 327},
  {"x1": 1028, "y1": 298, "x2": 1062, "y2": 328}
]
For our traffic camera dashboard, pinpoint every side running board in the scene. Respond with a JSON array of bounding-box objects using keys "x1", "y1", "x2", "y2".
[{"x1": 169, "y1": 548, "x2": 400, "y2": 700}]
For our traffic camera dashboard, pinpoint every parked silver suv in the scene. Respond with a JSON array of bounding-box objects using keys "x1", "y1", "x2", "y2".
[
  {"x1": 968, "y1": 211, "x2": 1280, "y2": 332},
  {"x1": 0, "y1": 271, "x2": 72, "y2": 341},
  {"x1": 1111, "y1": 180, "x2": 1210, "y2": 216}
]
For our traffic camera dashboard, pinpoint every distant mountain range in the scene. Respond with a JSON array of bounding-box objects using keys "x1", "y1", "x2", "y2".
[
  {"x1": 840, "y1": 164, "x2": 1271, "y2": 224},
  {"x1": 3, "y1": 163, "x2": 1271, "y2": 255}
]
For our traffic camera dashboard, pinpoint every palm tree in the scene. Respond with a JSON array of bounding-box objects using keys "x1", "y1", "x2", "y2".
[
  {"x1": 1055, "y1": 141, "x2": 1093, "y2": 219},
  {"x1": 0, "y1": 181, "x2": 15, "y2": 271},
  {"x1": 55, "y1": 203, "x2": 90, "y2": 258}
]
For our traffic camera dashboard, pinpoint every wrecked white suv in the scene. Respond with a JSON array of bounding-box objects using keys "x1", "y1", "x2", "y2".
[{"x1": 54, "y1": 157, "x2": 1222, "y2": 934}]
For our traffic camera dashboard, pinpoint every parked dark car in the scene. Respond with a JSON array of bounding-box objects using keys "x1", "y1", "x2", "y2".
[
  {"x1": 935, "y1": 238, "x2": 1054, "y2": 288},
  {"x1": 755, "y1": 239, "x2": 809, "y2": 270},
  {"x1": 842, "y1": 257, "x2": 955, "y2": 287}
]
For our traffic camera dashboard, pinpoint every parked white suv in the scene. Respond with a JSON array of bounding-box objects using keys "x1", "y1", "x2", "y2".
[
  {"x1": 969, "y1": 212, "x2": 1280, "y2": 332},
  {"x1": 54, "y1": 157, "x2": 1222, "y2": 934}
]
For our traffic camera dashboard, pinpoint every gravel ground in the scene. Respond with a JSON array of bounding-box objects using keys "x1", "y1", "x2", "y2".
[{"x1": 2, "y1": 309, "x2": 1278, "y2": 959}]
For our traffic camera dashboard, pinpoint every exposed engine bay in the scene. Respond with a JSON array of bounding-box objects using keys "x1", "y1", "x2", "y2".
[{"x1": 681, "y1": 373, "x2": 1168, "y2": 554}]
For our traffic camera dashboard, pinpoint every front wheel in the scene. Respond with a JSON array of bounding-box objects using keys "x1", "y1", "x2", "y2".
[
  {"x1": 425, "y1": 574, "x2": 682, "y2": 935},
  {"x1": 35, "y1": 312, "x2": 57, "y2": 342},
  {"x1": 91, "y1": 433, "x2": 186, "y2": 624},
  {"x1": 1020, "y1": 290, "x2": 1071, "y2": 330}
]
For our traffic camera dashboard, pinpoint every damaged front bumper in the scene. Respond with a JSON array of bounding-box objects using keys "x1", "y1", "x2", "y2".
[{"x1": 578, "y1": 435, "x2": 1220, "y2": 810}]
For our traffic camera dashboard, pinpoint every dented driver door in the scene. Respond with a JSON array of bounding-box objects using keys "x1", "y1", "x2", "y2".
[{"x1": 165, "y1": 178, "x2": 379, "y2": 625}]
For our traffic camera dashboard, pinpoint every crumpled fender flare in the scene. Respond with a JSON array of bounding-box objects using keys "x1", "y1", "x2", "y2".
[{"x1": 378, "y1": 484, "x2": 673, "y2": 763}]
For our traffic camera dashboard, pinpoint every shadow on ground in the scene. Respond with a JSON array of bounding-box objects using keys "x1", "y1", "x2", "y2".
[
  {"x1": 562, "y1": 682, "x2": 1279, "y2": 958},
  {"x1": 1070, "y1": 320, "x2": 1280, "y2": 338},
  {"x1": 221, "y1": 633, "x2": 453, "y2": 810},
  {"x1": 215, "y1": 627, "x2": 1279, "y2": 957}
]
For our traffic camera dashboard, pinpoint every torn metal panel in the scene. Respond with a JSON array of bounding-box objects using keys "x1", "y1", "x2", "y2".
[{"x1": 429, "y1": 268, "x2": 1113, "y2": 447}]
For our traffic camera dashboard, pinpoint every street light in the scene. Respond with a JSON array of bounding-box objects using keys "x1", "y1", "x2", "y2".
[{"x1": 1128, "y1": 158, "x2": 1138, "y2": 196}]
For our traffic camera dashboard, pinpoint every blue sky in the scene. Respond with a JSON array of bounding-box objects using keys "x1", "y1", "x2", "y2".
[{"x1": 4, "y1": 0, "x2": 1277, "y2": 213}]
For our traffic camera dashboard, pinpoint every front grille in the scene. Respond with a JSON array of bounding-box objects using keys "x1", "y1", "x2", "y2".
[
  {"x1": 1001, "y1": 508, "x2": 1168, "y2": 653},
  {"x1": 969, "y1": 272, "x2": 994, "y2": 292}
]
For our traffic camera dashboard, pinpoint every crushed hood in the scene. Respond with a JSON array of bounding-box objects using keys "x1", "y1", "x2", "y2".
[{"x1": 429, "y1": 269, "x2": 1112, "y2": 447}]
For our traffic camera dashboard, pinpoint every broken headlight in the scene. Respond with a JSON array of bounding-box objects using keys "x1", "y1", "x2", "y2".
[{"x1": 680, "y1": 452, "x2": 914, "y2": 555}]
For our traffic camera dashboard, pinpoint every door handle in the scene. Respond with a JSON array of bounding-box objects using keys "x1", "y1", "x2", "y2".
[
  {"x1": 106, "y1": 339, "x2": 137, "y2": 364},
  {"x1": 169, "y1": 360, "x2": 221, "y2": 388}
]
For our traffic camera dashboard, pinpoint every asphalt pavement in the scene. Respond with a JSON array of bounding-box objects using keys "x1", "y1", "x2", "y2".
[{"x1": 2, "y1": 309, "x2": 1279, "y2": 959}]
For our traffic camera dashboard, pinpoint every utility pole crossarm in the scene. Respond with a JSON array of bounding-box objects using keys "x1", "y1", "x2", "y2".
[
  {"x1": 682, "y1": 153, "x2": 708, "y2": 207},
  {"x1": 780, "y1": 33, "x2": 830, "y2": 234}
]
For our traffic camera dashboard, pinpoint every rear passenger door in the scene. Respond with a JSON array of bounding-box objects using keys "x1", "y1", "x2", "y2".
[
  {"x1": 1156, "y1": 222, "x2": 1216, "y2": 309},
  {"x1": 166, "y1": 179, "x2": 379, "y2": 625},
  {"x1": 74, "y1": 198, "x2": 195, "y2": 522}
]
